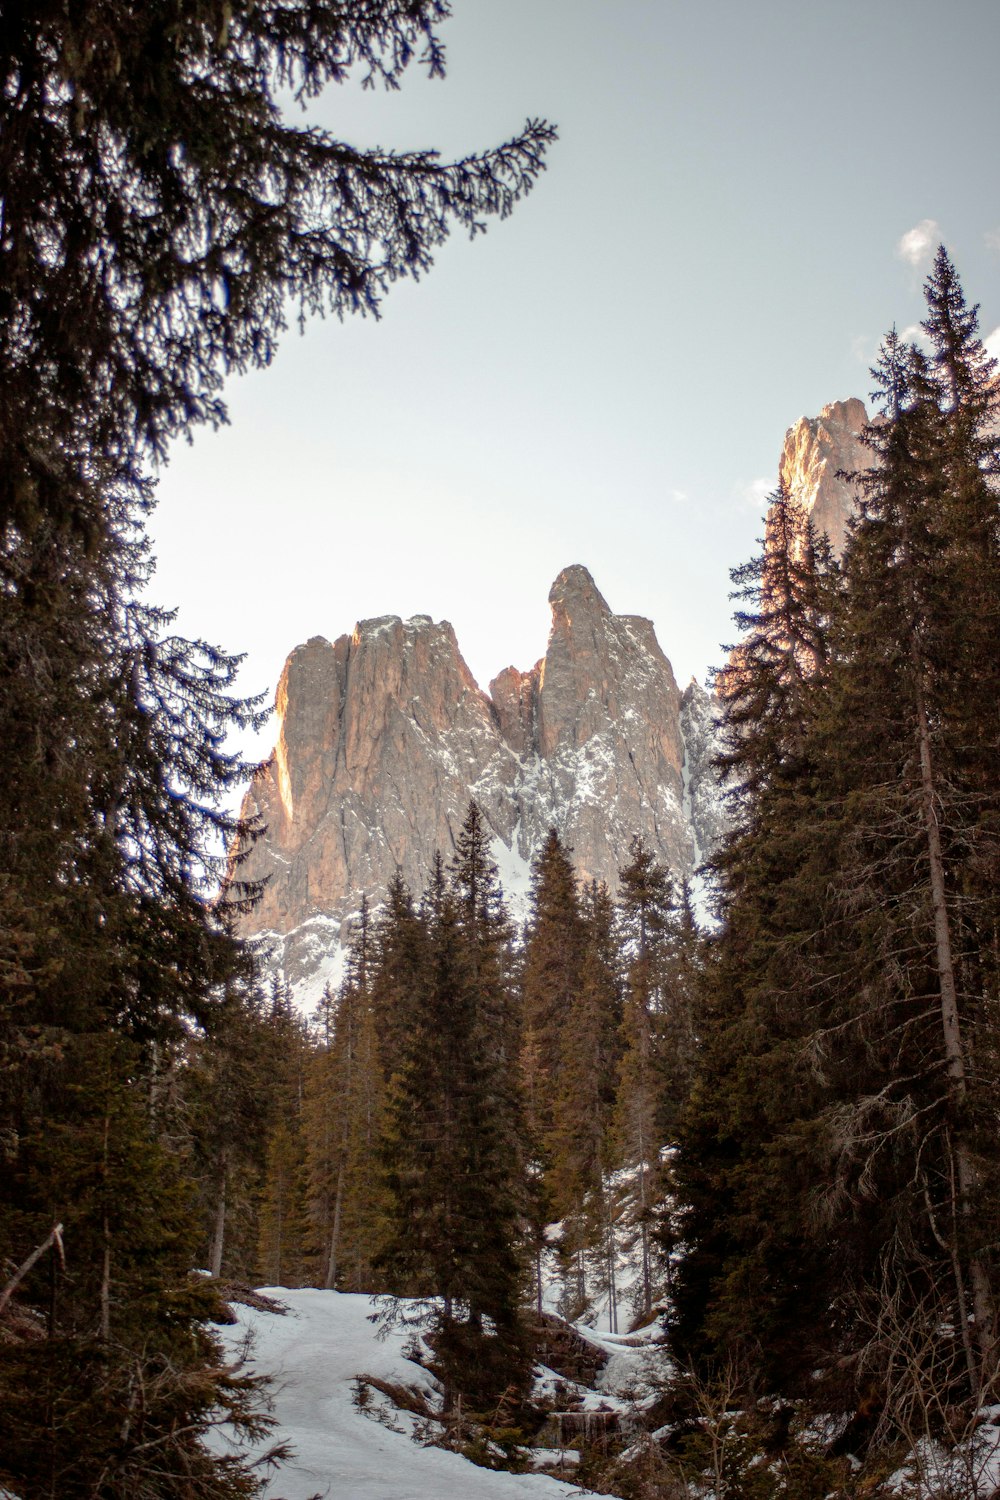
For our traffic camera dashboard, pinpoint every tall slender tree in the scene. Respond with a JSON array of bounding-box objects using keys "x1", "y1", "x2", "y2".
[{"x1": 378, "y1": 807, "x2": 529, "y2": 1411}]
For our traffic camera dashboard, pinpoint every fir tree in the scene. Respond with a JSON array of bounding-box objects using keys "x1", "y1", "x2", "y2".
[
  {"x1": 303, "y1": 899, "x2": 389, "y2": 1291},
  {"x1": 613, "y1": 838, "x2": 682, "y2": 1322},
  {"x1": 669, "y1": 482, "x2": 843, "y2": 1388},
  {"x1": 520, "y1": 828, "x2": 588, "y2": 1199},
  {"x1": 378, "y1": 807, "x2": 529, "y2": 1412}
]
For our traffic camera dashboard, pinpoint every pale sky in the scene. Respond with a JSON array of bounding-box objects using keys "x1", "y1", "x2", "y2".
[{"x1": 150, "y1": 0, "x2": 1000, "y2": 764}]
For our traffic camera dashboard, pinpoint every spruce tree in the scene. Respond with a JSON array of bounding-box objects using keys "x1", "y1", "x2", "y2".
[
  {"x1": 814, "y1": 267, "x2": 1000, "y2": 1399},
  {"x1": 184, "y1": 977, "x2": 288, "y2": 1280},
  {"x1": 669, "y1": 483, "x2": 843, "y2": 1388},
  {"x1": 1, "y1": 6, "x2": 555, "y2": 1485},
  {"x1": 672, "y1": 257, "x2": 1000, "y2": 1427},
  {"x1": 378, "y1": 808, "x2": 529, "y2": 1412},
  {"x1": 613, "y1": 838, "x2": 682, "y2": 1322},
  {"x1": 520, "y1": 828, "x2": 587, "y2": 1170},
  {"x1": 0, "y1": 495, "x2": 274, "y2": 1494},
  {"x1": 303, "y1": 899, "x2": 389, "y2": 1291}
]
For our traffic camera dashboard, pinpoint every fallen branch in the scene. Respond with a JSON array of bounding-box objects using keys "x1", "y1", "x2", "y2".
[{"x1": 0, "y1": 1223, "x2": 65, "y2": 1314}]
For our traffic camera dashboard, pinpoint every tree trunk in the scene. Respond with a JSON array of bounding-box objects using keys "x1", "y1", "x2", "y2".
[
  {"x1": 209, "y1": 1152, "x2": 227, "y2": 1279},
  {"x1": 914, "y1": 673, "x2": 996, "y2": 1377},
  {"x1": 325, "y1": 1164, "x2": 344, "y2": 1290}
]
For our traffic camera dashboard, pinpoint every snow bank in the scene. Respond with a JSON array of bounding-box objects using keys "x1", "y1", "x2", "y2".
[{"x1": 215, "y1": 1289, "x2": 590, "y2": 1500}]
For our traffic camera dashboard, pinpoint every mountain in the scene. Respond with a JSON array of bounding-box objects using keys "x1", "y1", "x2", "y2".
[
  {"x1": 779, "y1": 396, "x2": 868, "y2": 555},
  {"x1": 232, "y1": 401, "x2": 870, "y2": 1003},
  {"x1": 231, "y1": 564, "x2": 722, "y2": 1000}
]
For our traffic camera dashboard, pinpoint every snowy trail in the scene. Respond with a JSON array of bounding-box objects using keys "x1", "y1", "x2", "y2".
[{"x1": 219, "y1": 1290, "x2": 591, "y2": 1500}]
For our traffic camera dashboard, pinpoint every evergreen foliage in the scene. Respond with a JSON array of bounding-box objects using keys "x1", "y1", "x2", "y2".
[
  {"x1": 613, "y1": 838, "x2": 689, "y2": 1322},
  {"x1": 0, "y1": 1, "x2": 555, "y2": 549},
  {"x1": 303, "y1": 898, "x2": 389, "y2": 1291},
  {"x1": 520, "y1": 828, "x2": 589, "y2": 1206},
  {"x1": 378, "y1": 806, "x2": 530, "y2": 1412},
  {"x1": 1, "y1": 4, "x2": 553, "y2": 1488},
  {"x1": 670, "y1": 483, "x2": 842, "y2": 1386},
  {"x1": 184, "y1": 977, "x2": 289, "y2": 1280},
  {"x1": 671, "y1": 253, "x2": 1000, "y2": 1441}
]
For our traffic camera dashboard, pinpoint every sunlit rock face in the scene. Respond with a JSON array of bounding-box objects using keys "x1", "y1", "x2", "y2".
[
  {"x1": 779, "y1": 397, "x2": 868, "y2": 555},
  {"x1": 517, "y1": 565, "x2": 690, "y2": 887},
  {"x1": 233, "y1": 615, "x2": 518, "y2": 944},
  {"x1": 232, "y1": 565, "x2": 713, "y2": 1002}
]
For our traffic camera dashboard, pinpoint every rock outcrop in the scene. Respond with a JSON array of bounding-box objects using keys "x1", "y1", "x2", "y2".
[
  {"x1": 779, "y1": 397, "x2": 868, "y2": 555},
  {"x1": 511, "y1": 565, "x2": 690, "y2": 888},
  {"x1": 232, "y1": 564, "x2": 715, "y2": 1001}
]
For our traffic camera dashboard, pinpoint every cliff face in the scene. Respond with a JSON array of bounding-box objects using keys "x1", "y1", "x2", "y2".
[
  {"x1": 511, "y1": 565, "x2": 690, "y2": 887},
  {"x1": 233, "y1": 565, "x2": 707, "y2": 999},
  {"x1": 779, "y1": 397, "x2": 868, "y2": 554}
]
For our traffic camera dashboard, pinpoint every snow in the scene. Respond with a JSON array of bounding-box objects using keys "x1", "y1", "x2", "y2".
[
  {"x1": 491, "y1": 828, "x2": 533, "y2": 925},
  {"x1": 212, "y1": 1288, "x2": 1000, "y2": 1500},
  {"x1": 215, "y1": 1290, "x2": 592, "y2": 1500}
]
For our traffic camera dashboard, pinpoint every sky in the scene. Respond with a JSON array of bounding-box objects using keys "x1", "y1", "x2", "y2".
[{"x1": 149, "y1": 0, "x2": 1000, "y2": 762}]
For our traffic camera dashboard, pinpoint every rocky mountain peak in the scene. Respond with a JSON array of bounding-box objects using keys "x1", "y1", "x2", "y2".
[
  {"x1": 547, "y1": 562, "x2": 611, "y2": 617},
  {"x1": 779, "y1": 396, "x2": 868, "y2": 554},
  {"x1": 233, "y1": 565, "x2": 719, "y2": 1002}
]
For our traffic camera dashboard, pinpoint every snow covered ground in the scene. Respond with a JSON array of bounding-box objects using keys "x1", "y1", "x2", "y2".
[{"x1": 215, "y1": 1290, "x2": 598, "y2": 1500}]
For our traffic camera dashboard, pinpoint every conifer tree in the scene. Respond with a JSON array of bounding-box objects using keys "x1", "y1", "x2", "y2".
[
  {"x1": 672, "y1": 256, "x2": 1000, "y2": 1426},
  {"x1": 0, "y1": 490, "x2": 275, "y2": 1492},
  {"x1": 670, "y1": 484, "x2": 842, "y2": 1386},
  {"x1": 378, "y1": 807, "x2": 529, "y2": 1411},
  {"x1": 613, "y1": 838, "x2": 684, "y2": 1322},
  {"x1": 520, "y1": 828, "x2": 587, "y2": 1167},
  {"x1": 303, "y1": 899, "x2": 389, "y2": 1291},
  {"x1": 1, "y1": 4, "x2": 555, "y2": 549},
  {"x1": 519, "y1": 829, "x2": 594, "y2": 1311},
  {"x1": 814, "y1": 265, "x2": 1000, "y2": 1398},
  {"x1": 184, "y1": 977, "x2": 288, "y2": 1280},
  {"x1": 573, "y1": 879, "x2": 626, "y2": 1328},
  {"x1": 1, "y1": 5, "x2": 555, "y2": 1486}
]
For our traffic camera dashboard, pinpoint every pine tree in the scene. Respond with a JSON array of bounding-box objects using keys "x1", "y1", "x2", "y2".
[
  {"x1": 520, "y1": 828, "x2": 587, "y2": 1169},
  {"x1": 812, "y1": 266, "x2": 1000, "y2": 1400},
  {"x1": 303, "y1": 899, "x2": 389, "y2": 1291},
  {"x1": 669, "y1": 482, "x2": 843, "y2": 1388},
  {"x1": 378, "y1": 807, "x2": 529, "y2": 1412}
]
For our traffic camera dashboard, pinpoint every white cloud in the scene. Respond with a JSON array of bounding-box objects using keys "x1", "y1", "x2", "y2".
[
  {"x1": 985, "y1": 327, "x2": 1000, "y2": 364},
  {"x1": 985, "y1": 227, "x2": 1000, "y2": 254},
  {"x1": 737, "y1": 476, "x2": 773, "y2": 512},
  {"x1": 851, "y1": 334, "x2": 874, "y2": 366},
  {"x1": 896, "y1": 219, "x2": 941, "y2": 269}
]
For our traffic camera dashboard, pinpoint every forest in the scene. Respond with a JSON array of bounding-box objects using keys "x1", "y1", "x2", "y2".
[{"x1": 2, "y1": 2, "x2": 999, "y2": 1497}]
